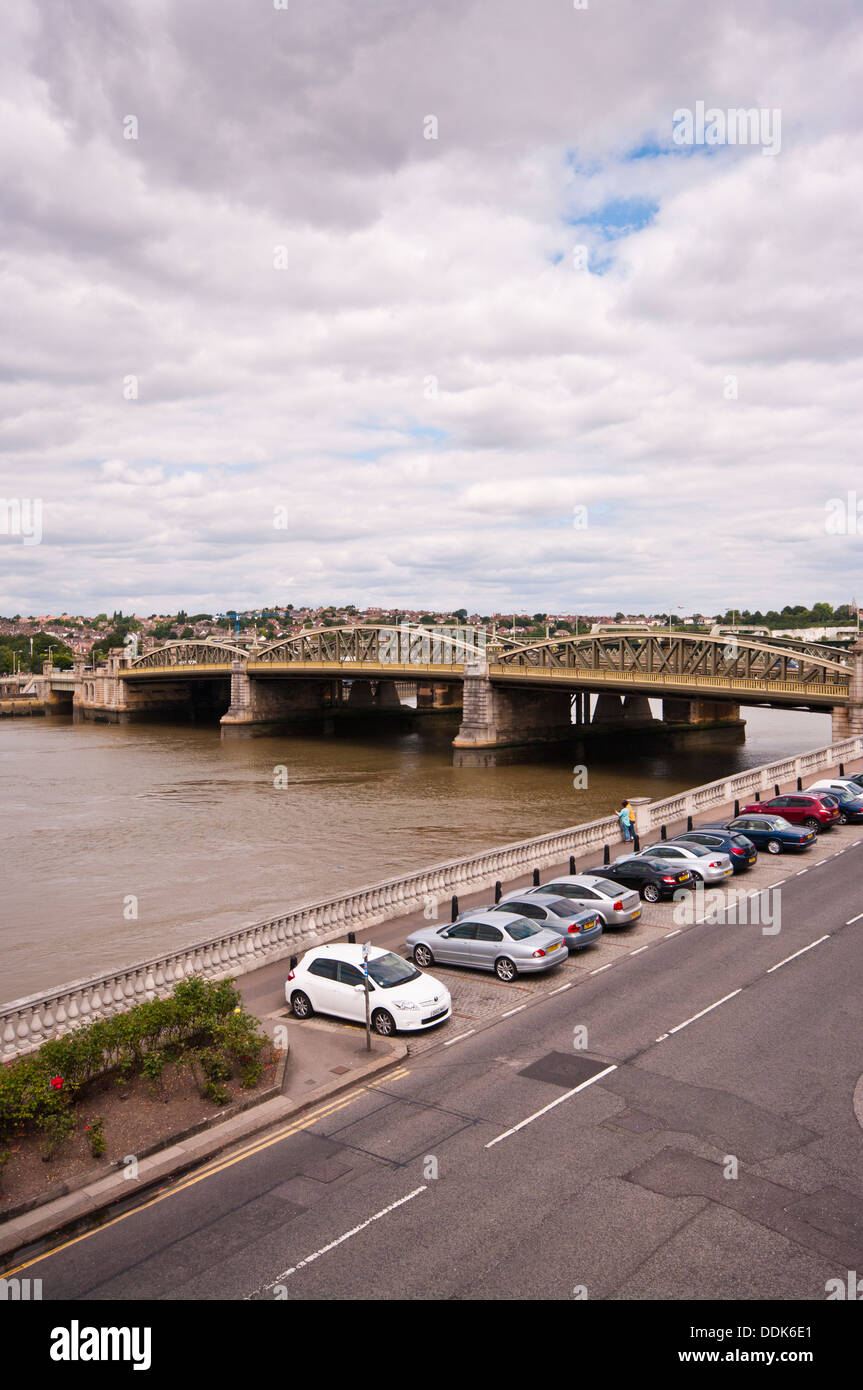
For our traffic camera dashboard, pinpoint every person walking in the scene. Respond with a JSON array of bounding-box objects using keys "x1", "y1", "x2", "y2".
[{"x1": 617, "y1": 799, "x2": 633, "y2": 842}]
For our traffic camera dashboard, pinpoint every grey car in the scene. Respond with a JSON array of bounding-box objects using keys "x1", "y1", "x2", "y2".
[
  {"x1": 406, "y1": 910, "x2": 567, "y2": 981},
  {"x1": 488, "y1": 893, "x2": 603, "y2": 951},
  {"x1": 529, "y1": 875, "x2": 642, "y2": 927},
  {"x1": 630, "y1": 841, "x2": 733, "y2": 884}
]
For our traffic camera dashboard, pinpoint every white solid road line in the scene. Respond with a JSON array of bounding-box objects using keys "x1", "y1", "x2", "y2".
[
  {"x1": 484, "y1": 1064, "x2": 618, "y2": 1149},
  {"x1": 767, "y1": 880, "x2": 786, "y2": 888},
  {"x1": 796, "y1": 869, "x2": 808, "y2": 875},
  {"x1": 443, "y1": 1029, "x2": 476, "y2": 1046},
  {"x1": 766, "y1": 935, "x2": 830, "y2": 973},
  {"x1": 665, "y1": 989, "x2": 742, "y2": 1037},
  {"x1": 257, "y1": 1186, "x2": 427, "y2": 1291},
  {"x1": 630, "y1": 945, "x2": 649, "y2": 955},
  {"x1": 501, "y1": 1004, "x2": 528, "y2": 1018},
  {"x1": 846, "y1": 911, "x2": 863, "y2": 925},
  {"x1": 665, "y1": 929, "x2": 682, "y2": 937},
  {"x1": 549, "y1": 981, "x2": 573, "y2": 994},
  {"x1": 590, "y1": 962, "x2": 615, "y2": 974}
]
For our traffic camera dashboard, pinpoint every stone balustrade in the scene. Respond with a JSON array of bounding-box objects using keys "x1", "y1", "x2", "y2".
[{"x1": 3, "y1": 734, "x2": 862, "y2": 1059}]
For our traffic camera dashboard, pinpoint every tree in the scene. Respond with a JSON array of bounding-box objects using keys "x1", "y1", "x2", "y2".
[{"x1": 532, "y1": 613, "x2": 547, "y2": 623}]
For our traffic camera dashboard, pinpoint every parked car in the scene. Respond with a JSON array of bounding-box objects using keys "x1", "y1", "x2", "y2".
[
  {"x1": 630, "y1": 841, "x2": 734, "y2": 884},
  {"x1": 805, "y1": 781, "x2": 863, "y2": 822},
  {"x1": 717, "y1": 814, "x2": 816, "y2": 855},
  {"x1": 738, "y1": 794, "x2": 840, "y2": 832},
  {"x1": 582, "y1": 856, "x2": 695, "y2": 903},
  {"x1": 488, "y1": 892, "x2": 603, "y2": 951},
  {"x1": 285, "y1": 943, "x2": 451, "y2": 1035},
  {"x1": 406, "y1": 910, "x2": 567, "y2": 981},
  {"x1": 673, "y1": 827, "x2": 757, "y2": 873},
  {"x1": 534, "y1": 875, "x2": 642, "y2": 927}
]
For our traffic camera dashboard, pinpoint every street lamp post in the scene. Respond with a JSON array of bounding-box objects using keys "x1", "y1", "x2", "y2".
[{"x1": 362, "y1": 940, "x2": 371, "y2": 1052}]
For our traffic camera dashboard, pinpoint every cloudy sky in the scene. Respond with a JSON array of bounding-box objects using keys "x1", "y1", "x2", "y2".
[{"x1": 1, "y1": 0, "x2": 862, "y2": 617}]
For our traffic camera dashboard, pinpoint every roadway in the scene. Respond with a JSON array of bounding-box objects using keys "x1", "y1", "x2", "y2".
[{"x1": 10, "y1": 828, "x2": 863, "y2": 1301}]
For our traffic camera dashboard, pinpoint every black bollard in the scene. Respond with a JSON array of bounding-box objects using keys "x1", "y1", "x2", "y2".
[
  {"x1": 603, "y1": 843, "x2": 610, "y2": 864},
  {"x1": 687, "y1": 814, "x2": 693, "y2": 831},
  {"x1": 569, "y1": 855, "x2": 576, "y2": 875},
  {"x1": 796, "y1": 777, "x2": 802, "y2": 791},
  {"x1": 734, "y1": 798, "x2": 740, "y2": 816},
  {"x1": 774, "y1": 783, "x2": 780, "y2": 798},
  {"x1": 347, "y1": 931, "x2": 356, "y2": 944},
  {"x1": 633, "y1": 831, "x2": 640, "y2": 851},
  {"x1": 494, "y1": 880, "x2": 502, "y2": 903},
  {"x1": 532, "y1": 868, "x2": 540, "y2": 886},
  {"x1": 660, "y1": 824, "x2": 667, "y2": 839},
  {"x1": 840, "y1": 763, "x2": 845, "y2": 776},
  {"x1": 451, "y1": 895, "x2": 459, "y2": 922}
]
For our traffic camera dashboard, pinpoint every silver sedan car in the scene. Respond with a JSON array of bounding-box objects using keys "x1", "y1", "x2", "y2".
[
  {"x1": 488, "y1": 893, "x2": 603, "y2": 952},
  {"x1": 406, "y1": 910, "x2": 567, "y2": 981},
  {"x1": 631, "y1": 841, "x2": 733, "y2": 884},
  {"x1": 530, "y1": 875, "x2": 642, "y2": 927}
]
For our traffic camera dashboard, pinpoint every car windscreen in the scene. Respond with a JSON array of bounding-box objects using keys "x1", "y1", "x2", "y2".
[
  {"x1": 675, "y1": 842, "x2": 710, "y2": 856},
  {"x1": 503, "y1": 919, "x2": 540, "y2": 941},
  {"x1": 765, "y1": 816, "x2": 793, "y2": 830},
  {"x1": 366, "y1": 953, "x2": 421, "y2": 988},
  {"x1": 548, "y1": 900, "x2": 578, "y2": 916},
  {"x1": 731, "y1": 834, "x2": 752, "y2": 846}
]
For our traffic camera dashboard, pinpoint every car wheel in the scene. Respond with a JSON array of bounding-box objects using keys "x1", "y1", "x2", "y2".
[
  {"x1": 840, "y1": 812, "x2": 849, "y2": 824},
  {"x1": 413, "y1": 944, "x2": 434, "y2": 968},
  {"x1": 803, "y1": 817, "x2": 819, "y2": 830},
  {"x1": 372, "y1": 1009, "x2": 396, "y2": 1036},
  {"x1": 766, "y1": 839, "x2": 783, "y2": 855},
  {"x1": 495, "y1": 956, "x2": 517, "y2": 982},
  {"x1": 291, "y1": 990, "x2": 313, "y2": 1019},
  {"x1": 642, "y1": 882, "x2": 661, "y2": 903}
]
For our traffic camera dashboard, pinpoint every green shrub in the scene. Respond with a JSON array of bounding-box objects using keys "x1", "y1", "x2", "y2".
[
  {"x1": 0, "y1": 976, "x2": 264, "y2": 1144},
  {"x1": 84, "y1": 1116, "x2": 106, "y2": 1157}
]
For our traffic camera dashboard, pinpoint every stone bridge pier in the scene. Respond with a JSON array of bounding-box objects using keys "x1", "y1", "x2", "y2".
[
  {"x1": 831, "y1": 638, "x2": 863, "y2": 740},
  {"x1": 220, "y1": 668, "x2": 329, "y2": 736},
  {"x1": 453, "y1": 662, "x2": 574, "y2": 749}
]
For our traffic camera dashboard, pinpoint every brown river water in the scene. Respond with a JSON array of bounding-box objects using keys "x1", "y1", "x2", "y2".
[{"x1": 0, "y1": 704, "x2": 832, "y2": 1003}]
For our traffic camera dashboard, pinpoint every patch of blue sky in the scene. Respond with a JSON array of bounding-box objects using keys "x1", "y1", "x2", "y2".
[{"x1": 566, "y1": 196, "x2": 659, "y2": 240}]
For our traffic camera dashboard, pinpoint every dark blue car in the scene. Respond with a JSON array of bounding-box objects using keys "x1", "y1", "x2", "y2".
[
  {"x1": 720, "y1": 814, "x2": 816, "y2": 855},
  {"x1": 674, "y1": 827, "x2": 758, "y2": 873}
]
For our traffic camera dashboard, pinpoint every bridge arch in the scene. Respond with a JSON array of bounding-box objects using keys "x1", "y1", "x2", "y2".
[
  {"x1": 254, "y1": 624, "x2": 490, "y2": 668},
  {"x1": 491, "y1": 630, "x2": 849, "y2": 693},
  {"x1": 130, "y1": 640, "x2": 247, "y2": 670}
]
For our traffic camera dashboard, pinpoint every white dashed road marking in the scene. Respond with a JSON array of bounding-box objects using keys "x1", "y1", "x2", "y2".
[
  {"x1": 485, "y1": 1064, "x2": 618, "y2": 1149},
  {"x1": 766, "y1": 936, "x2": 829, "y2": 973}
]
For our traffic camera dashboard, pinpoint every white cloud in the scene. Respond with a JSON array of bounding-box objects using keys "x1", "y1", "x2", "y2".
[{"x1": 1, "y1": 0, "x2": 862, "y2": 616}]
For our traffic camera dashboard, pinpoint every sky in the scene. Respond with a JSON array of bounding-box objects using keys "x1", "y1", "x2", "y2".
[{"x1": 1, "y1": 0, "x2": 862, "y2": 618}]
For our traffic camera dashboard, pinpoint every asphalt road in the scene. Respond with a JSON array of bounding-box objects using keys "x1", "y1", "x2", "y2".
[{"x1": 11, "y1": 832, "x2": 863, "y2": 1301}]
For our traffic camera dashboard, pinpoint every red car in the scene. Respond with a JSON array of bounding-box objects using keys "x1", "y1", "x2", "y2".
[{"x1": 739, "y1": 794, "x2": 840, "y2": 832}]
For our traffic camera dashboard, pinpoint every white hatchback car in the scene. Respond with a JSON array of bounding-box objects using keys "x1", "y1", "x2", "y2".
[{"x1": 285, "y1": 943, "x2": 452, "y2": 1036}]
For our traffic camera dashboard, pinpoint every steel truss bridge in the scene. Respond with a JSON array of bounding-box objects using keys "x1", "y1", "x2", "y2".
[{"x1": 118, "y1": 626, "x2": 852, "y2": 711}]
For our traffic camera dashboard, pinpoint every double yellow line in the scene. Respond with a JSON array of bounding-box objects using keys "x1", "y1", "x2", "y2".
[{"x1": 5, "y1": 1066, "x2": 411, "y2": 1277}]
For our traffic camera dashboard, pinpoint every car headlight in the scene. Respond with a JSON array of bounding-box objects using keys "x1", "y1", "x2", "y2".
[{"x1": 392, "y1": 1000, "x2": 419, "y2": 1011}]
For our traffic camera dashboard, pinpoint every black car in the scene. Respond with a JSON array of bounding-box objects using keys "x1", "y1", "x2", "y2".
[
  {"x1": 674, "y1": 828, "x2": 757, "y2": 873},
  {"x1": 582, "y1": 856, "x2": 695, "y2": 903},
  {"x1": 714, "y1": 815, "x2": 816, "y2": 855}
]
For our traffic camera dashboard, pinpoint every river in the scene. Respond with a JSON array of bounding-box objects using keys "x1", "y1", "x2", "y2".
[{"x1": 0, "y1": 704, "x2": 832, "y2": 1003}]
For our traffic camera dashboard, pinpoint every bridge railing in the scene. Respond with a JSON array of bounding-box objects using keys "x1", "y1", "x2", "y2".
[{"x1": 2, "y1": 734, "x2": 862, "y2": 1059}]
